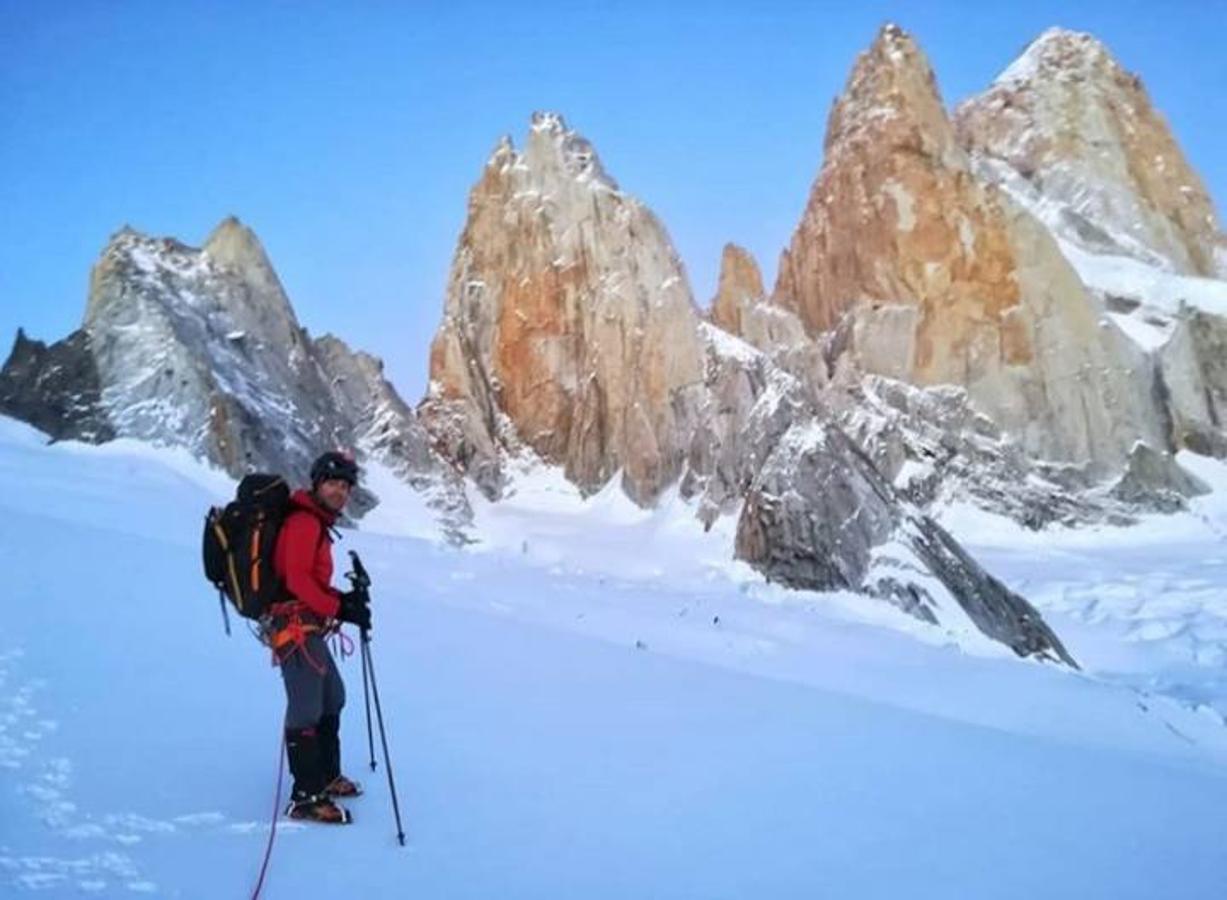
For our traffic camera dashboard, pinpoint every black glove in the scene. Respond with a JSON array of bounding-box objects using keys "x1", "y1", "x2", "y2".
[{"x1": 336, "y1": 590, "x2": 371, "y2": 631}]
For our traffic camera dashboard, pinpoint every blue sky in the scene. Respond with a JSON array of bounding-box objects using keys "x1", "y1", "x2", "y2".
[{"x1": 2, "y1": 1, "x2": 1224, "y2": 399}]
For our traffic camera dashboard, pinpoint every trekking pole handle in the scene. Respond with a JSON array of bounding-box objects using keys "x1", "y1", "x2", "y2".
[
  {"x1": 347, "y1": 550, "x2": 372, "y2": 591},
  {"x1": 345, "y1": 551, "x2": 374, "y2": 639}
]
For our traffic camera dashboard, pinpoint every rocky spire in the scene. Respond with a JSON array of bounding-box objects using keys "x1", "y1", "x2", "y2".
[
  {"x1": 772, "y1": 23, "x2": 1001, "y2": 337},
  {"x1": 421, "y1": 112, "x2": 707, "y2": 504},
  {"x1": 707, "y1": 243, "x2": 818, "y2": 393},
  {"x1": 768, "y1": 23, "x2": 1166, "y2": 474},
  {"x1": 202, "y1": 215, "x2": 288, "y2": 297},
  {"x1": 520, "y1": 111, "x2": 619, "y2": 191},
  {"x1": 710, "y1": 243, "x2": 766, "y2": 336},
  {"x1": 955, "y1": 28, "x2": 1225, "y2": 277}
]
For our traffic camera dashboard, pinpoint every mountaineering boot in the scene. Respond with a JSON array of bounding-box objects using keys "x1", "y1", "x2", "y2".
[
  {"x1": 286, "y1": 792, "x2": 353, "y2": 824},
  {"x1": 324, "y1": 774, "x2": 363, "y2": 799},
  {"x1": 285, "y1": 726, "x2": 353, "y2": 824},
  {"x1": 319, "y1": 713, "x2": 363, "y2": 798}
]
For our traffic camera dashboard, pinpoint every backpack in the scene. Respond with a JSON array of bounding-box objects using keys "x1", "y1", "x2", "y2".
[{"x1": 202, "y1": 474, "x2": 292, "y2": 631}]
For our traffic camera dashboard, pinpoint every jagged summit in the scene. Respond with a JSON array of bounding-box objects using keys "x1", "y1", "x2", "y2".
[
  {"x1": 867, "y1": 21, "x2": 926, "y2": 69},
  {"x1": 957, "y1": 27, "x2": 1225, "y2": 277},
  {"x1": 772, "y1": 22, "x2": 968, "y2": 338},
  {"x1": 487, "y1": 134, "x2": 516, "y2": 166},
  {"x1": 86, "y1": 222, "x2": 302, "y2": 361},
  {"x1": 710, "y1": 243, "x2": 765, "y2": 336},
  {"x1": 111, "y1": 223, "x2": 140, "y2": 241},
  {"x1": 714, "y1": 243, "x2": 765, "y2": 304},
  {"x1": 201, "y1": 214, "x2": 287, "y2": 299},
  {"x1": 823, "y1": 23, "x2": 950, "y2": 157},
  {"x1": 995, "y1": 27, "x2": 1119, "y2": 86},
  {"x1": 484, "y1": 111, "x2": 620, "y2": 192},
  {"x1": 205, "y1": 213, "x2": 245, "y2": 237},
  {"x1": 203, "y1": 214, "x2": 260, "y2": 257},
  {"x1": 529, "y1": 110, "x2": 567, "y2": 133}
]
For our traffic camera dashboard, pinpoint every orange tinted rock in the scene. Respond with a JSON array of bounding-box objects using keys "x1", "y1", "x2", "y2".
[
  {"x1": 770, "y1": 24, "x2": 1165, "y2": 472},
  {"x1": 421, "y1": 113, "x2": 706, "y2": 503}
]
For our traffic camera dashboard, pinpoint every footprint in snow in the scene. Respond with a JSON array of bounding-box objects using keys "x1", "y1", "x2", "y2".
[{"x1": 0, "y1": 646, "x2": 161, "y2": 894}]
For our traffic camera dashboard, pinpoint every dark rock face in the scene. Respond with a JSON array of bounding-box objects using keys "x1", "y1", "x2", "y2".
[
  {"x1": 736, "y1": 422, "x2": 1077, "y2": 667},
  {"x1": 901, "y1": 517, "x2": 1075, "y2": 666},
  {"x1": 313, "y1": 335, "x2": 440, "y2": 477},
  {"x1": 1109, "y1": 442, "x2": 1210, "y2": 513},
  {"x1": 678, "y1": 324, "x2": 810, "y2": 525},
  {"x1": 1165, "y1": 311, "x2": 1227, "y2": 455},
  {"x1": 1181, "y1": 313, "x2": 1227, "y2": 399},
  {"x1": 313, "y1": 334, "x2": 472, "y2": 539},
  {"x1": 0, "y1": 329, "x2": 114, "y2": 443},
  {"x1": 735, "y1": 424, "x2": 895, "y2": 593}
]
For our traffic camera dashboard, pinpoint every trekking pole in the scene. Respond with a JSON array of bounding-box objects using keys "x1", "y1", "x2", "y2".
[
  {"x1": 360, "y1": 634, "x2": 377, "y2": 772},
  {"x1": 362, "y1": 627, "x2": 406, "y2": 846},
  {"x1": 348, "y1": 551, "x2": 407, "y2": 846},
  {"x1": 346, "y1": 555, "x2": 377, "y2": 771}
]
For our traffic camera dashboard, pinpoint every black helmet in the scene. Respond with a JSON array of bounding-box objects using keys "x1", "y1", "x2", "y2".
[{"x1": 310, "y1": 450, "x2": 359, "y2": 487}]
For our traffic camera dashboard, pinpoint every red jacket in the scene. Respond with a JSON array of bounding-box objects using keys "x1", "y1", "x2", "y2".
[{"x1": 273, "y1": 489, "x2": 340, "y2": 620}]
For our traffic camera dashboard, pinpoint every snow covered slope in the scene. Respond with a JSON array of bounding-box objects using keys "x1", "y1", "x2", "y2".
[{"x1": 1, "y1": 415, "x2": 1225, "y2": 898}]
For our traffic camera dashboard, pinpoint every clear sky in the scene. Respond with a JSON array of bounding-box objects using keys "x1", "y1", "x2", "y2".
[{"x1": 3, "y1": 1, "x2": 1224, "y2": 400}]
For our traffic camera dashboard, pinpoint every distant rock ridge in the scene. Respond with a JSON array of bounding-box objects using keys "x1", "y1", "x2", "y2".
[{"x1": 1, "y1": 219, "x2": 470, "y2": 532}]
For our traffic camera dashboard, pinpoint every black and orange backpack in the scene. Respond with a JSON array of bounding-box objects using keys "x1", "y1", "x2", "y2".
[{"x1": 202, "y1": 474, "x2": 291, "y2": 632}]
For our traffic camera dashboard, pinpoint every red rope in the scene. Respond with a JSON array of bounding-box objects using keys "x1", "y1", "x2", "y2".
[
  {"x1": 251, "y1": 732, "x2": 287, "y2": 900},
  {"x1": 272, "y1": 618, "x2": 327, "y2": 676}
]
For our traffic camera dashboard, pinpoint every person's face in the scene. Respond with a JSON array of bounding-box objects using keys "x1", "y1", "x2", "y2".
[{"x1": 314, "y1": 478, "x2": 352, "y2": 513}]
